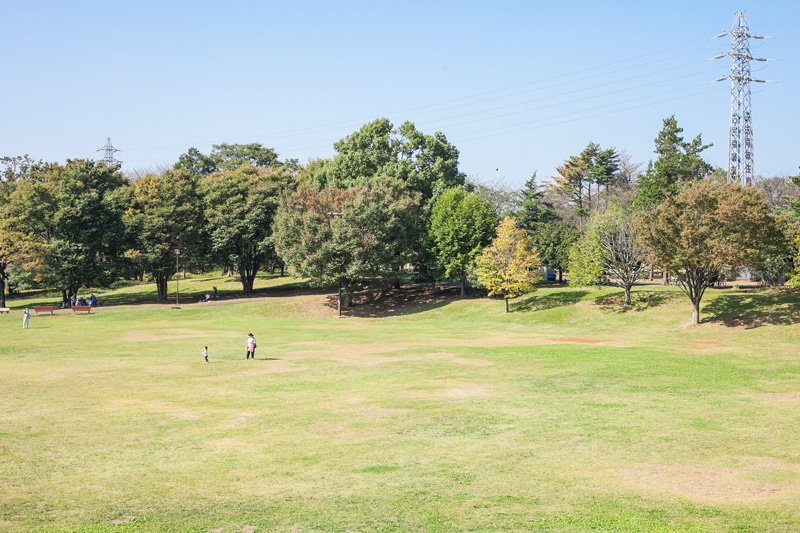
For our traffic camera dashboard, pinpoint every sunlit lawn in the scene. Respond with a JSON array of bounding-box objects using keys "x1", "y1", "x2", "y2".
[{"x1": 1, "y1": 277, "x2": 799, "y2": 531}]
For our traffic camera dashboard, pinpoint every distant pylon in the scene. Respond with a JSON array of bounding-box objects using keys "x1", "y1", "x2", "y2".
[
  {"x1": 714, "y1": 12, "x2": 768, "y2": 185},
  {"x1": 97, "y1": 137, "x2": 121, "y2": 165}
]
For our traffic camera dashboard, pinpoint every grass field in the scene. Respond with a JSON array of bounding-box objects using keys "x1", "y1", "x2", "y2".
[{"x1": 1, "y1": 276, "x2": 800, "y2": 531}]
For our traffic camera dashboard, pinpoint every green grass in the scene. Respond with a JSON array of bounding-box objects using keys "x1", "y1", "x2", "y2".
[{"x1": 1, "y1": 279, "x2": 799, "y2": 531}]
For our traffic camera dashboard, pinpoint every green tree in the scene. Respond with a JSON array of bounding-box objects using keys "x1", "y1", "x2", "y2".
[
  {"x1": 634, "y1": 180, "x2": 778, "y2": 324},
  {"x1": 430, "y1": 188, "x2": 498, "y2": 297},
  {"x1": 200, "y1": 164, "x2": 294, "y2": 294},
  {"x1": 273, "y1": 178, "x2": 422, "y2": 313},
  {"x1": 516, "y1": 173, "x2": 558, "y2": 232},
  {"x1": 175, "y1": 143, "x2": 285, "y2": 177},
  {"x1": 569, "y1": 207, "x2": 647, "y2": 306},
  {"x1": 6, "y1": 160, "x2": 127, "y2": 302},
  {"x1": 476, "y1": 217, "x2": 541, "y2": 312},
  {"x1": 122, "y1": 169, "x2": 207, "y2": 300},
  {"x1": 535, "y1": 222, "x2": 580, "y2": 283},
  {"x1": 633, "y1": 116, "x2": 712, "y2": 209}
]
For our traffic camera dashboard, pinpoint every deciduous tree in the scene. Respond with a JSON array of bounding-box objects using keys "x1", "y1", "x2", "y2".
[
  {"x1": 569, "y1": 207, "x2": 647, "y2": 306},
  {"x1": 430, "y1": 188, "x2": 498, "y2": 297},
  {"x1": 476, "y1": 217, "x2": 541, "y2": 312},
  {"x1": 200, "y1": 164, "x2": 294, "y2": 294},
  {"x1": 634, "y1": 180, "x2": 778, "y2": 324}
]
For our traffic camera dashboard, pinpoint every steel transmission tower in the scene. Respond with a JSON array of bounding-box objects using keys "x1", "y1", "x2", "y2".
[
  {"x1": 97, "y1": 137, "x2": 121, "y2": 165},
  {"x1": 715, "y1": 12, "x2": 767, "y2": 185}
]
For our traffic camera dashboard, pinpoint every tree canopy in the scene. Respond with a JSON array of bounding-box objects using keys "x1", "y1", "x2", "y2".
[
  {"x1": 476, "y1": 217, "x2": 541, "y2": 312},
  {"x1": 634, "y1": 180, "x2": 778, "y2": 324}
]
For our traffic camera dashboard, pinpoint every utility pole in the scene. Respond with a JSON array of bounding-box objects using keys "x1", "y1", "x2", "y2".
[
  {"x1": 714, "y1": 11, "x2": 768, "y2": 185},
  {"x1": 96, "y1": 137, "x2": 121, "y2": 166}
]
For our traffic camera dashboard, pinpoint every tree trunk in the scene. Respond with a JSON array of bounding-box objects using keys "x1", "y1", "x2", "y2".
[
  {"x1": 624, "y1": 285, "x2": 631, "y2": 306},
  {"x1": 691, "y1": 299, "x2": 700, "y2": 325},
  {"x1": 460, "y1": 276, "x2": 467, "y2": 297},
  {"x1": 0, "y1": 276, "x2": 5, "y2": 308},
  {"x1": 504, "y1": 297, "x2": 509, "y2": 313},
  {"x1": 61, "y1": 289, "x2": 68, "y2": 306},
  {"x1": 663, "y1": 271, "x2": 670, "y2": 286},
  {"x1": 337, "y1": 284, "x2": 343, "y2": 317},
  {"x1": 280, "y1": 263, "x2": 285, "y2": 277},
  {"x1": 558, "y1": 268, "x2": 563, "y2": 284},
  {"x1": 155, "y1": 273, "x2": 168, "y2": 301}
]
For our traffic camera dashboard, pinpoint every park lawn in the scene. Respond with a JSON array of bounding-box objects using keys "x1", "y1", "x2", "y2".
[{"x1": 0, "y1": 280, "x2": 799, "y2": 531}]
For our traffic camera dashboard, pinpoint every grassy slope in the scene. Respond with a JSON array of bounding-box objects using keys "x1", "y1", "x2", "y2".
[{"x1": 1, "y1": 278, "x2": 799, "y2": 531}]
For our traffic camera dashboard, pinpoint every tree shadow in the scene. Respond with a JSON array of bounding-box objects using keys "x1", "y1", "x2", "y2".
[
  {"x1": 329, "y1": 285, "x2": 459, "y2": 318},
  {"x1": 703, "y1": 290, "x2": 800, "y2": 328},
  {"x1": 594, "y1": 290, "x2": 678, "y2": 313},
  {"x1": 512, "y1": 289, "x2": 589, "y2": 312}
]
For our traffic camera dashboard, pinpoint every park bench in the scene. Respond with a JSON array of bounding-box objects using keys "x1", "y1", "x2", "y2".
[
  {"x1": 71, "y1": 305, "x2": 93, "y2": 314},
  {"x1": 34, "y1": 306, "x2": 56, "y2": 315},
  {"x1": 0, "y1": 308, "x2": 10, "y2": 314}
]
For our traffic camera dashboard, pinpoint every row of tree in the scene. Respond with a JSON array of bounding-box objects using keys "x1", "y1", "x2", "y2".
[{"x1": 1, "y1": 115, "x2": 798, "y2": 325}]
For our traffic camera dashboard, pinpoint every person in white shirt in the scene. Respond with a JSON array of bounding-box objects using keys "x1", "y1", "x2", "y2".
[
  {"x1": 246, "y1": 333, "x2": 256, "y2": 360},
  {"x1": 203, "y1": 346, "x2": 209, "y2": 363},
  {"x1": 22, "y1": 308, "x2": 30, "y2": 329}
]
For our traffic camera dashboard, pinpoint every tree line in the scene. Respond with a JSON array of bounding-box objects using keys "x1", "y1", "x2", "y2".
[{"x1": 1, "y1": 115, "x2": 798, "y2": 324}]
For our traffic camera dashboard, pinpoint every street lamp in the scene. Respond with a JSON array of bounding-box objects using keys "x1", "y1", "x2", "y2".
[{"x1": 173, "y1": 248, "x2": 181, "y2": 309}]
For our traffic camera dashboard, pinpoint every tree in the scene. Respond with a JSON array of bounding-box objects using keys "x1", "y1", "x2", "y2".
[
  {"x1": 535, "y1": 222, "x2": 580, "y2": 283},
  {"x1": 634, "y1": 180, "x2": 778, "y2": 324},
  {"x1": 516, "y1": 173, "x2": 558, "y2": 232},
  {"x1": 6, "y1": 160, "x2": 127, "y2": 302},
  {"x1": 633, "y1": 116, "x2": 712, "y2": 209},
  {"x1": 430, "y1": 188, "x2": 498, "y2": 297},
  {"x1": 200, "y1": 164, "x2": 294, "y2": 294},
  {"x1": 569, "y1": 207, "x2": 647, "y2": 306},
  {"x1": 175, "y1": 143, "x2": 284, "y2": 177},
  {"x1": 272, "y1": 178, "x2": 422, "y2": 313},
  {"x1": 476, "y1": 217, "x2": 541, "y2": 312},
  {"x1": 122, "y1": 169, "x2": 207, "y2": 300}
]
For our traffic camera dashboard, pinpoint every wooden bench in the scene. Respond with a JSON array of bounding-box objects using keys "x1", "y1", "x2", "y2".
[
  {"x1": 34, "y1": 306, "x2": 56, "y2": 315},
  {"x1": 71, "y1": 305, "x2": 93, "y2": 314},
  {"x1": 0, "y1": 308, "x2": 10, "y2": 314}
]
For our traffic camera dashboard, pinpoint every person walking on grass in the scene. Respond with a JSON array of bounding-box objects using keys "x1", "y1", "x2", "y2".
[
  {"x1": 246, "y1": 333, "x2": 256, "y2": 360},
  {"x1": 203, "y1": 346, "x2": 209, "y2": 363},
  {"x1": 22, "y1": 308, "x2": 30, "y2": 329}
]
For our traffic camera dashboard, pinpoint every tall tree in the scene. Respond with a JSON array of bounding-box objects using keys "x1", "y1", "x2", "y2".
[
  {"x1": 634, "y1": 180, "x2": 778, "y2": 324},
  {"x1": 272, "y1": 178, "x2": 422, "y2": 313},
  {"x1": 6, "y1": 160, "x2": 127, "y2": 302},
  {"x1": 200, "y1": 164, "x2": 294, "y2": 294},
  {"x1": 633, "y1": 116, "x2": 712, "y2": 209},
  {"x1": 516, "y1": 173, "x2": 558, "y2": 232},
  {"x1": 476, "y1": 217, "x2": 541, "y2": 312},
  {"x1": 122, "y1": 169, "x2": 207, "y2": 300},
  {"x1": 430, "y1": 187, "x2": 498, "y2": 296}
]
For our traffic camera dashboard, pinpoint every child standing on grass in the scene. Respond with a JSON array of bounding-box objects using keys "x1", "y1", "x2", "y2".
[
  {"x1": 22, "y1": 308, "x2": 30, "y2": 329},
  {"x1": 203, "y1": 346, "x2": 209, "y2": 363},
  {"x1": 246, "y1": 333, "x2": 256, "y2": 360}
]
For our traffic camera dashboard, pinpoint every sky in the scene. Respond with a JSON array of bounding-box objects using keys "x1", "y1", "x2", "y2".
[{"x1": 2, "y1": 0, "x2": 798, "y2": 187}]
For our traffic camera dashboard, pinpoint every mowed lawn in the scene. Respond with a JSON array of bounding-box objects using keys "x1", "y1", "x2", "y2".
[{"x1": 1, "y1": 278, "x2": 800, "y2": 531}]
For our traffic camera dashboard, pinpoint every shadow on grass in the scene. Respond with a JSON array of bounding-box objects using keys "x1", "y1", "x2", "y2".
[
  {"x1": 594, "y1": 290, "x2": 678, "y2": 313},
  {"x1": 512, "y1": 289, "x2": 588, "y2": 312},
  {"x1": 329, "y1": 285, "x2": 459, "y2": 318},
  {"x1": 703, "y1": 289, "x2": 800, "y2": 328}
]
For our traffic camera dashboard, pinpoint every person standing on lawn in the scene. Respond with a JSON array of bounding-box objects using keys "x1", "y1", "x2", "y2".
[
  {"x1": 246, "y1": 333, "x2": 256, "y2": 360},
  {"x1": 22, "y1": 308, "x2": 30, "y2": 329},
  {"x1": 203, "y1": 346, "x2": 209, "y2": 363}
]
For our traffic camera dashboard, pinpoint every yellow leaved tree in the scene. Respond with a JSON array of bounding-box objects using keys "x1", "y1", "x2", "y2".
[{"x1": 476, "y1": 217, "x2": 542, "y2": 312}]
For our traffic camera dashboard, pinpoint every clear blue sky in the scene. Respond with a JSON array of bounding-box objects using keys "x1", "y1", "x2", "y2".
[{"x1": 2, "y1": 1, "x2": 798, "y2": 186}]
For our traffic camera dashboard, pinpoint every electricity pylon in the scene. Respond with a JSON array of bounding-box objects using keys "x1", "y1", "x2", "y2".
[{"x1": 714, "y1": 11, "x2": 767, "y2": 185}]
